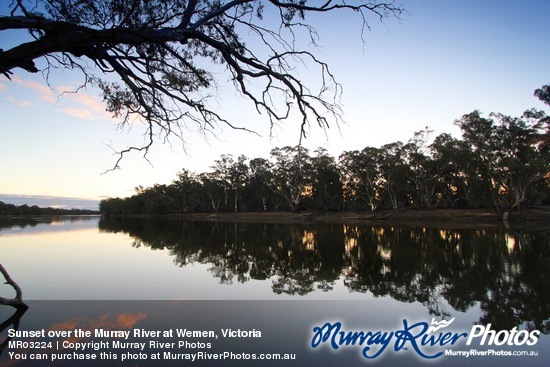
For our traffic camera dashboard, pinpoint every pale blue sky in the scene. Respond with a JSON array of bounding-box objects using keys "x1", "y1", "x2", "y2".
[{"x1": 1, "y1": 0, "x2": 549, "y2": 208}]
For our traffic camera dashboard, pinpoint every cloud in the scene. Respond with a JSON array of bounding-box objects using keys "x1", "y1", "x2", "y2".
[
  {"x1": 58, "y1": 86, "x2": 106, "y2": 113},
  {"x1": 61, "y1": 92, "x2": 111, "y2": 120},
  {"x1": 59, "y1": 107, "x2": 95, "y2": 120},
  {"x1": 10, "y1": 78, "x2": 110, "y2": 120},
  {"x1": 0, "y1": 82, "x2": 7, "y2": 91},
  {"x1": 7, "y1": 96, "x2": 32, "y2": 107},
  {"x1": 13, "y1": 76, "x2": 56, "y2": 103},
  {"x1": 52, "y1": 85, "x2": 111, "y2": 120}
]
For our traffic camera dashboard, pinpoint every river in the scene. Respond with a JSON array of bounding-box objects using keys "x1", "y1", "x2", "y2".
[{"x1": 1, "y1": 215, "x2": 548, "y2": 366}]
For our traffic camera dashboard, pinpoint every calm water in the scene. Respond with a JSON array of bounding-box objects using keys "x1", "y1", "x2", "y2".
[
  {"x1": 1, "y1": 216, "x2": 549, "y2": 366},
  {"x1": 0, "y1": 216, "x2": 548, "y2": 328}
]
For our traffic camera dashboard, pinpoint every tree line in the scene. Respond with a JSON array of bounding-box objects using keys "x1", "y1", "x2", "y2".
[
  {"x1": 0, "y1": 201, "x2": 98, "y2": 216},
  {"x1": 100, "y1": 87, "x2": 549, "y2": 215}
]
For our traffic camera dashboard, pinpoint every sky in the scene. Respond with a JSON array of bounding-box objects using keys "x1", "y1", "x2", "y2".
[{"x1": 1, "y1": 0, "x2": 549, "y2": 210}]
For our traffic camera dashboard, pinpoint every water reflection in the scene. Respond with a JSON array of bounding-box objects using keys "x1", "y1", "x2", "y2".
[
  {"x1": 0, "y1": 264, "x2": 28, "y2": 356},
  {"x1": 0, "y1": 216, "x2": 99, "y2": 235},
  {"x1": 99, "y1": 218, "x2": 550, "y2": 333},
  {"x1": 0, "y1": 306, "x2": 27, "y2": 353}
]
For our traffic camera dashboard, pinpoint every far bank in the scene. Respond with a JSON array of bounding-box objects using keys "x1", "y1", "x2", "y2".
[{"x1": 103, "y1": 207, "x2": 550, "y2": 228}]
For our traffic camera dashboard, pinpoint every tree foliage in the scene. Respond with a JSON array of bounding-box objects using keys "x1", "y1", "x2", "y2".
[{"x1": 1, "y1": 0, "x2": 403, "y2": 167}]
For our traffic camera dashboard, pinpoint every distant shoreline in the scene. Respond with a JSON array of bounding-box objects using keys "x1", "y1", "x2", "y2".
[
  {"x1": 0, "y1": 194, "x2": 99, "y2": 211},
  {"x1": 0, "y1": 200, "x2": 99, "y2": 216}
]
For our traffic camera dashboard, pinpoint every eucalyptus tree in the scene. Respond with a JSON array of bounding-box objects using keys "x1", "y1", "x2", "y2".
[
  {"x1": 454, "y1": 111, "x2": 503, "y2": 208},
  {"x1": 339, "y1": 147, "x2": 382, "y2": 211},
  {"x1": 270, "y1": 145, "x2": 312, "y2": 211},
  {"x1": 455, "y1": 109, "x2": 549, "y2": 209},
  {"x1": 429, "y1": 133, "x2": 475, "y2": 208},
  {"x1": 228, "y1": 155, "x2": 249, "y2": 212},
  {"x1": 531, "y1": 84, "x2": 550, "y2": 202},
  {"x1": 248, "y1": 157, "x2": 274, "y2": 211},
  {"x1": 211, "y1": 154, "x2": 234, "y2": 211},
  {"x1": 490, "y1": 112, "x2": 548, "y2": 208},
  {"x1": 534, "y1": 84, "x2": 550, "y2": 107},
  {"x1": 402, "y1": 128, "x2": 438, "y2": 208},
  {"x1": 310, "y1": 148, "x2": 342, "y2": 211},
  {"x1": 173, "y1": 168, "x2": 203, "y2": 212},
  {"x1": 209, "y1": 154, "x2": 250, "y2": 212},
  {"x1": 377, "y1": 142, "x2": 409, "y2": 209},
  {"x1": 197, "y1": 172, "x2": 224, "y2": 212},
  {"x1": 1, "y1": 0, "x2": 402, "y2": 167},
  {"x1": 138, "y1": 183, "x2": 178, "y2": 214}
]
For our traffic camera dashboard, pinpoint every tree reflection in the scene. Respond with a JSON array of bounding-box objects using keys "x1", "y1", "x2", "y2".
[
  {"x1": 0, "y1": 307, "x2": 27, "y2": 356},
  {"x1": 99, "y1": 217, "x2": 549, "y2": 332}
]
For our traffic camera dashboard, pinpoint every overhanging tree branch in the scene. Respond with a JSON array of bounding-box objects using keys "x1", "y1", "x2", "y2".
[{"x1": 0, "y1": 1, "x2": 403, "y2": 168}]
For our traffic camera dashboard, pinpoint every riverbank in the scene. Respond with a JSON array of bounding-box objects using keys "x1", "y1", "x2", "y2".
[{"x1": 155, "y1": 207, "x2": 550, "y2": 227}]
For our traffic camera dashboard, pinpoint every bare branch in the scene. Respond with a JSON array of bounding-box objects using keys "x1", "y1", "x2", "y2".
[
  {"x1": 0, "y1": 263, "x2": 27, "y2": 309},
  {"x1": 1, "y1": 0, "x2": 403, "y2": 166}
]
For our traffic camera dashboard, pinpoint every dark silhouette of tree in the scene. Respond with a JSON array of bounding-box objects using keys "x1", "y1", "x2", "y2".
[
  {"x1": 533, "y1": 84, "x2": 550, "y2": 152},
  {"x1": 339, "y1": 148, "x2": 382, "y2": 211},
  {"x1": 402, "y1": 128, "x2": 438, "y2": 208},
  {"x1": 1, "y1": 0, "x2": 403, "y2": 167},
  {"x1": 535, "y1": 84, "x2": 550, "y2": 106},
  {"x1": 269, "y1": 146, "x2": 312, "y2": 211},
  {"x1": 429, "y1": 133, "x2": 475, "y2": 208},
  {"x1": 247, "y1": 158, "x2": 274, "y2": 211},
  {"x1": 453, "y1": 110, "x2": 549, "y2": 209},
  {"x1": 99, "y1": 85, "x2": 550, "y2": 214},
  {"x1": 0, "y1": 200, "x2": 98, "y2": 215},
  {"x1": 172, "y1": 169, "x2": 203, "y2": 213},
  {"x1": 0, "y1": 264, "x2": 27, "y2": 310},
  {"x1": 377, "y1": 142, "x2": 409, "y2": 209},
  {"x1": 310, "y1": 148, "x2": 342, "y2": 211}
]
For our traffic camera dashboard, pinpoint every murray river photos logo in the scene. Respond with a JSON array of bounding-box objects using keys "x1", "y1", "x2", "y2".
[{"x1": 310, "y1": 318, "x2": 540, "y2": 360}]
